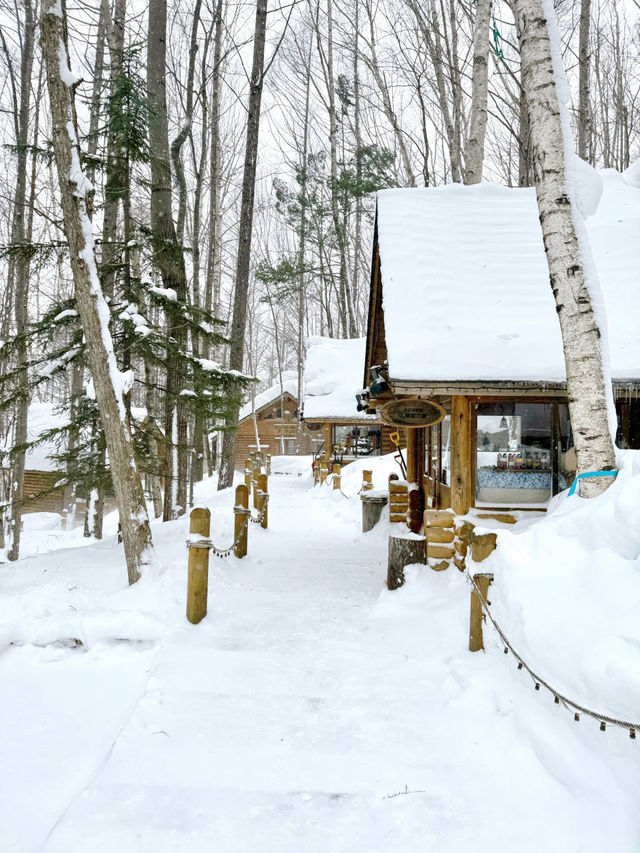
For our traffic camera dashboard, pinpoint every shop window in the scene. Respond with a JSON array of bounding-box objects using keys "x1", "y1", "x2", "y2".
[
  {"x1": 426, "y1": 415, "x2": 450, "y2": 485},
  {"x1": 331, "y1": 424, "x2": 382, "y2": 459},
  {"x1": 616, "y1": 399, "x2": 640, "y2": 449},
  {"x1": 476, "y1": 402, "x2": 574, "y2": 506}
]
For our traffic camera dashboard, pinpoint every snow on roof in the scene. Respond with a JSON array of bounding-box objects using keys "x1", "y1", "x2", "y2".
[
  {"x1": 376, "y1": 168, "x2": 640, "y2": 383},
  {"x1": 303, "y1": 336, "x2": 378, "y2": 421},
  {"x1": 238, "y1": 371, "x2": 298, "y2": 422},
  {"x1": 1, "y1": 402, "x2": 69, "y2": 472}
]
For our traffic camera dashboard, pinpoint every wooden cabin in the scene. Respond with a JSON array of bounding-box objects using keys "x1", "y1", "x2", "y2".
[
  {"x1": 0, "y1": 403, "x2": 65, "y2": 515},
  {"x1": 302, "y1": 336, "x2": 402, "y2": 465},
  {"x1": 363, "y1": 170, "x2": 640, "y2": 522},
  {"x1": 234, "y1": 373, "x2": 314, "y2": 469}
]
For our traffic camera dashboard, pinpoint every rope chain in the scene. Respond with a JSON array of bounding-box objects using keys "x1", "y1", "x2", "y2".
[
  {"x1": 186, "y1": 511, "x2": 250, "y2": 559},
  {"x1": 467, "y1": 570, "x2": 639, "y2": 739}
]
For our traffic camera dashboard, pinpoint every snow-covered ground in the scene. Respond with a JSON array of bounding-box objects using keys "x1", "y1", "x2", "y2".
[{"x1": 1, "y1": 457, "x2": 639, "y2": 852}]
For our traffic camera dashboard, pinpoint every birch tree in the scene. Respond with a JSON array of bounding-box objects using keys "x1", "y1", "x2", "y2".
[
  {"x1": 511, "y1": 0, "x2": 616, "y2": 497},
  {"x1": 41, "y1": 0, "x2": 153, "y2": 582},
  {"x1": 465, "y1": 0, "x2": 492, "y2": 183}
]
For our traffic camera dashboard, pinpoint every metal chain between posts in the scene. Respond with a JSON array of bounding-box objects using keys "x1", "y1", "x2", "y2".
[
  {"x1": 186, "y1": 512, "x2": 249, "y2": 559},
  {"x1": 466, "y1": 570, "x2": 639, "y2": 739}
]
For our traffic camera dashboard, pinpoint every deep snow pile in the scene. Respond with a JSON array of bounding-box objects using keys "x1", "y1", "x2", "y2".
[
  {"x1": 481, "y1": 449, "x2": 640, "y2": 722},
  {"x1": 1, "y1": 455, "x2": 639, "y2": 852}
]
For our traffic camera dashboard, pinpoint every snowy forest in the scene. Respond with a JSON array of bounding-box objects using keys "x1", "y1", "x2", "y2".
[{"x1": 0, "y1": 0, "x2": 638, "y2": 570}]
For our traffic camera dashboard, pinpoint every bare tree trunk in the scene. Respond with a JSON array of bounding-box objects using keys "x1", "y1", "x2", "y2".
[
  {"x1": 465, "y1": 0, "x2": 491, "y2": 184},
  {"x1": 7, "y1": 0, "x2": 35, "y2": 562},
  {"x1": 512, "y1": 0, "x2": 616, "y2": 498},
  {"x1": 319, "y1": 0, "x2": 356, "y2": 338},
  {"x1": 147, "y1": 0, "x2": 189, "y2": 518},
  {"x1": 217, "y1": 0, "x2": 268, "y2": 490},
  {"x1": 41, "y1": 0, "x2": 153, "y2": 583},
  {"x1": 363, "y1": 0, "x2": 416, "y2": 188},
  {"x1": 204, "y1": 0, "x2": 225, "y2": 364},
  {"x1": 101, "y1": 0, "x2": 125, "y2": 301},
  {"x1": 577, "y1": 0, "x2": 591, "y2": 161},
  {"x1": 170, "y1": 0, "x2": 202, "y2": 246}
]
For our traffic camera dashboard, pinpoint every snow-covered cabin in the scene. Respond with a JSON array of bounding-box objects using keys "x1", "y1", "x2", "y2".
[
  {"x1": 0, "y1": 403, "x2": 67, "y2": 514},
  {"x1": 302, "y1": 337, "x2": 399, "y2": 462},
  {"x1": 234, "y1": 372, "x2": 313, "y2": 468},
  {"x1": 364, "y1": 168, "x2": 640, "y2": 514}
]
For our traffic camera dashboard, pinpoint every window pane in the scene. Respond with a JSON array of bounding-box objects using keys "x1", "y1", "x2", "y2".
[
  {"x1": 476, "y1": 403, "x2": 552, "y2": 505},
  {"x1": 332, "y1": 424, "x2": 382, "y2": 458}
]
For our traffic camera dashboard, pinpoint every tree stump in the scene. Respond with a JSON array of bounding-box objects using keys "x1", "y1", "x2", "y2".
[
  {"x1": 387, "y1": 534, "x2": 426, "y2": 590},
  {"x1": 361, "y1": 494, "x2": 388, "y2": 532}
]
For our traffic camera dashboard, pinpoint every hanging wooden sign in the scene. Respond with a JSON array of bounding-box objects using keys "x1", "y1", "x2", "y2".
[{"x1": 379, "y1": 398, "x2": 446, "y2": 428}]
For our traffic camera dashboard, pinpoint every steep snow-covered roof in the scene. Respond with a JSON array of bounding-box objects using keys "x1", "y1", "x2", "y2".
[
  {"x1": 303, "y1": 337, "x2": 378, "y2": 421},
  {"x1": 238, "y1": 371, "x2": 298, "y2": 422},
  {"x1": 376, "y1": 168, "x2": 640, "y2": 383},
  {"x1": 0, "y1": 402, "x2": 69, "y2": 472}
]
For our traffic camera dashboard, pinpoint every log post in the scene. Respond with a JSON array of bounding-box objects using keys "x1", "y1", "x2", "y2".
[
  {"x1": 256, "y1": 472, "x2": 268, "y2": 529},
  {"x1": 186, "y1": 507, "x2": 211, "y2": 624},
  {"x1": 332, "y1": 463, "x2": 341, "y2": 490},
  {"x1": 320, "y1": 460, "x2": 328, "y2": 484},
  {"x1": 362, "y1": 469, "x2": 373, "y2": 492},
  {"x1": 451, "y1": 396, "x2": 472, "y2": 515},
  {"x1": 387, "y1": 533, "x2": 426, "y2": 590},
  {"x1": 244, "y1": 459, "x2": 252, "y2": 490},
  {"x1": 234, "y1": 483, "x2": 249, "y2": 558},
  {"x1": 469, "y1": 572, "x2": 493, "y2": 652}
]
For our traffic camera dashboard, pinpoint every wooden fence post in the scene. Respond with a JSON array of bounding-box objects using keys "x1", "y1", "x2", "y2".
[
  {"x1": 256, "y1": 472, "x2": 268, "y2": 529},
  {"x1": 244, "y1": 459, "x2": 252, "y2": 490},
  {"x1": 332, "y1": 463, "x2": 341, "y2": 490},
  {"x1": 469, "y1": 572, "x2": 493, "y2": 652},
  {"x1": 234, "y1": 484, "x2": 249, "y2": 558},
  {"x1": 186, "y1": 507, "x2": 211, "y2": 624},
  {"x1": 320, "y1": 459, "x2": 328, "y2": 484},
  {"x1": 362, "y1": 469, "x2": 373, "y2": 492}
]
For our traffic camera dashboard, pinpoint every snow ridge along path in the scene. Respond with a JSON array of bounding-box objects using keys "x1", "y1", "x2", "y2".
[{"x1": 2, "y1": 470, "x2": 638, "y2": 852}]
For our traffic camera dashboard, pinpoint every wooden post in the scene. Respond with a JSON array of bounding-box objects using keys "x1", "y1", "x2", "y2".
[
  {"x1": 362, "y1": 469, "x2": 373, "y2": 491},
  {"x1": 252, "y1": 463, "x2": 261, "y2": 506},
  {"x1": 469, "y1": 572, "x2": 493, "y2": 652},
  {"x1": 234, "y1": 483, "x2": 249, "y2": 558},
  {"x1": 332, "y1": 463, "x2": 341, "y2": 490},
  {"x1": 256, "y1": 472, "x2": 268, "y2": 529},
  {"x1": 244, "y1": 459, "x2": 252, "y2": 490},
  {"x1": 320, "y1": 460, "x2": 328, "y2": 485},
  {"x1": 186, "y1": 507, "x2": 211, "y2": 624},
  {"x1": 451, "y1": 396, "x2": 472, "y2": 515}
]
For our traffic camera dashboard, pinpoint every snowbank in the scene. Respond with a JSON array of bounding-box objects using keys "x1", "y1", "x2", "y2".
[{"x1": 477, "y1": 450, "x2": 640, "y2": 722}]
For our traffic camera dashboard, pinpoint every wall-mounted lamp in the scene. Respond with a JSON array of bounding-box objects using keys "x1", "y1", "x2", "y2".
[
  {"x1": 355, "y1": 392, "x2": 370, "y2": 413},
  {"x1": 369, "y1": 364, "x2": 390, "y2": 397}
]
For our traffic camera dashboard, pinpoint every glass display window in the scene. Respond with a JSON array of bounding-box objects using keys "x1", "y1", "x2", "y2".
[
  {"x1": 331, "y1": 424, "x2": 382, "y2": 460},
  {"x1": 476, "y1": 401, "x2": 573, "y2": 506}
]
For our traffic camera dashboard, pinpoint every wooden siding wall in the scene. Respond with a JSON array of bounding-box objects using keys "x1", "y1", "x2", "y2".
[
  {"x1": 233, "y1": 397, "x2": 316, "y2": 469},
  {"x1": 21, "y1": 470, "x2": 64, "y2": 514}
]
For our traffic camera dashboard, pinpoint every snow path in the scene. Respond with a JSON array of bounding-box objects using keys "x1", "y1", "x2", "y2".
[{"x1": 2, "y1": 475, "x2": 638, "y2": 851}]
